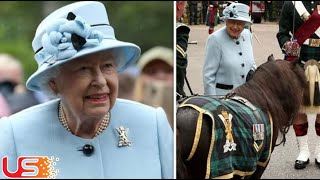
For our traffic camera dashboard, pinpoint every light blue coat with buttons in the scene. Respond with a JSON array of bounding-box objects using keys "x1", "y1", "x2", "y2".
[
  {"x1": 203, "y1": 26, "x2": 256, "y2": 96},
  {"x1": 0, "y1": 98, "x2": 173, "y2": 179}
]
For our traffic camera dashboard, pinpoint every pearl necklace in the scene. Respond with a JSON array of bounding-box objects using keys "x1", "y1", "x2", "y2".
[{"x1": 58, "y1": 101, "x2": 110, "y2": 138}]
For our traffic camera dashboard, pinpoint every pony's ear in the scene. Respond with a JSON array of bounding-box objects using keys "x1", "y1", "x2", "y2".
[{"x1": 267, "y1": 54, "x2": 275, "y2": 62}]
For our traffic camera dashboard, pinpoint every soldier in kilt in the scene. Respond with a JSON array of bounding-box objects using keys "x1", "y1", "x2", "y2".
[
  {"x1": 277, "y1": 1, "x2": 320, "y2": 170},
  {"x1": 207, "y1": 1, "x2": 219, "y2": 34},
  {"x1": 176, "y1": 1, "x2": 190, "y2": 98}
]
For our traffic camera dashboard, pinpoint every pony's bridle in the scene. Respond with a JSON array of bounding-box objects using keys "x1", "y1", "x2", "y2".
[{"x1": 275, "y1": 113, "x2": 295, "y2": 147}]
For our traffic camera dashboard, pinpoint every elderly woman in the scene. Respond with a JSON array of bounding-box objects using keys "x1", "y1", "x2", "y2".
[
  {"x1": 203, "y1": 2, "x2": 257, "y2": 96},
  {"x1": 0, "y1": 1, "x2": 173, "y2": 179}
]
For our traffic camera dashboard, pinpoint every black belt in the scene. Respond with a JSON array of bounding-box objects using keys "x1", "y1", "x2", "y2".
[{"x1": 216, "y1": 83, "x2": 233, "y2": 90}]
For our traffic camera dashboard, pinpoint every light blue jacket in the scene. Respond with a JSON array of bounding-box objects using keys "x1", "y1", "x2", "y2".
[
  {"x1": 0, "y1": 98, "x2": 173, "y2": 179},
  {"x1": 203, "y1": 26, "x2": 256, "y2": 96}
]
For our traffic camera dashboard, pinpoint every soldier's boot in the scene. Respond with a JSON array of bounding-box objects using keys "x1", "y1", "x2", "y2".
[
  {"x1": 293, "y1": 122, "x2": 310, "y2": 169},
  {"x1": 315, "y1": 121, "x2": 320, "y2": 168},
  {"x1": 295, "y1": 135, "x2": 310, "y2": 169}
]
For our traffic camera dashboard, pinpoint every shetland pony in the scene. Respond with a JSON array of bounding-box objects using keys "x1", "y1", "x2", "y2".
[{"x1": 176, "y1": 56, "x2": 308, "y2": 179}]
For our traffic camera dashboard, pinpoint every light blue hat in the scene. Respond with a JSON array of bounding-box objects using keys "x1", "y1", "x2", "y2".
[
  {"x1": 26, "y1": 1, "x2": 141, "y2": 91},
  {"x1": 220, "y1": 2, "x2": 252, "y2": 24}
]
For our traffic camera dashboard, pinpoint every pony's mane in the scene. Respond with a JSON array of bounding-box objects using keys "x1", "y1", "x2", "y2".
[{"x1": 234, "y1": 59, "x2": 308, "y2": 143}]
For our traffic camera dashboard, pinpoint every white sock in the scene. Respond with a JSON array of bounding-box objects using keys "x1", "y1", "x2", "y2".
[{"x1": 296, "y1": 135, "x2": 310, "y2": 161}]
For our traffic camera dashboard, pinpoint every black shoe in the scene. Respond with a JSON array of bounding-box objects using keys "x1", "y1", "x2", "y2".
[
  {"x1": 294, "y1": 159, "x2": 309, "y2": 169},
  {"x1": 316, "y1": 159, "x2": 320, "y2": 168}
]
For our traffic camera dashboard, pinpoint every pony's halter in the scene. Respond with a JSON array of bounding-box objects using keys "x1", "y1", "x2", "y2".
[{"x1": 274, "y1": 113, "x2": 294, "y2": 147}]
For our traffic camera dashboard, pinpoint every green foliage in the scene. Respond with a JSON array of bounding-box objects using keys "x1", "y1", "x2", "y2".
[
  {"x1": 104, "y1": 1, "x2": 173, "y2": 53},
  {"x1": 0, "y1": 1, "x2": 173, "y2": 83},
  {"x1": 0, "y1": 1, "x2": 43, "y2": 82},
  {"x1": 0, "y1": 40, "x2": 37, "y2": 81}
]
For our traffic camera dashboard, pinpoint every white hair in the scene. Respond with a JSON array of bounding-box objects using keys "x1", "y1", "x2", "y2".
[
  {"x1": 0, "y1": 54, "x2": 22, "y2": 70},
  {"x1": 0, "y1": 53, "x2": 23, "y2": 83},
  {"x1": 37, "y1": 65, "x2": 61, "y2": 98}
]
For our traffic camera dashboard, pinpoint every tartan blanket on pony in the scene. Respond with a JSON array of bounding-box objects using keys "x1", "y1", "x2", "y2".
[{"x1": 179, "y1": 95, "x2": 273, "y2": 179}]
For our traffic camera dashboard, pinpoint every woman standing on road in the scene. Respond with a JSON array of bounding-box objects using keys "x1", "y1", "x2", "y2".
[{"x1": 203, "y1": 2, "x2": 256, "y2": 96}]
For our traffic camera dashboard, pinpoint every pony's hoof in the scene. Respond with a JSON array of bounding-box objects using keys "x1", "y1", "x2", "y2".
[
  {"x1": 294, "y1": 159, "x2": 309, "y2": 169},
  {"x1": 316, "y1": 158, "x2": 320, "y2": 168}
]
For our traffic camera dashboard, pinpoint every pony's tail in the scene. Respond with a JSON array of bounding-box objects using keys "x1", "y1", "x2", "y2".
[{"x1": 176, "y1": 129, "x2": 189, "y2": 179}]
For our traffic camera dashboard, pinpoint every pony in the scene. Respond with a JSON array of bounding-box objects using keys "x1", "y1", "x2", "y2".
[{"x1": 176, "y1": 56, "x2": 308, "y2": 179}]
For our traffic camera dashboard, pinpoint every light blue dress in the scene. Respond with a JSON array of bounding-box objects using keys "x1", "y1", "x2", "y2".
[
  {"x1": 0, "y1": 98, "x2": 173, "y2": 179},
  {"x1": 203, "y1": 26, "x2": 256, "y2": 96}
]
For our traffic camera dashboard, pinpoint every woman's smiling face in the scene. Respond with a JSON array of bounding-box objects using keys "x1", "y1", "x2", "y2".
[
  {"x1": 226, "y1": 19, "x2": 246, "y2": 39},
  {"x1": 51, "y1": 51, "x2": 118, "y2": 119}
]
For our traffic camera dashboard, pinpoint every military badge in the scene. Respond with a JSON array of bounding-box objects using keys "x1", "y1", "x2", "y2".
[
  {"x1": 253, "y1": 124, "x2": 264, "y2": 141},
  {"x1": 116, "y1": 126, "x2": 131, "y2": 147},
  {"x1": 218, "y1": 108, "x2": 237, "y2": 153}
]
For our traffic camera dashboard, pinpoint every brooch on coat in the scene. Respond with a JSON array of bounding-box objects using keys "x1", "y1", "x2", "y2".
[{"x1": 116, "y1": 126, "x2": 131, "y2": 147}]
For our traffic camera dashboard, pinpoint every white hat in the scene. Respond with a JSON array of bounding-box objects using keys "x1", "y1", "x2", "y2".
[
  {"x1": 26, "y1": 1, "x2": 141, "y2": 91},
  {"x1": 220, "y1": 3, "x2": 252, "y2": 24}
]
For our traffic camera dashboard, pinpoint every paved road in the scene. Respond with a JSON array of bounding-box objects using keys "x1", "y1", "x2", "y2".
[{"x1": 184, "y1": 22, "x2": 320, "y2": 179}]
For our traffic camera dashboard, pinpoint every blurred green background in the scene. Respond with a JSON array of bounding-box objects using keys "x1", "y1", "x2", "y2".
[{"x1": 0, "y1": 1, "x2": 174, "y2": 82}]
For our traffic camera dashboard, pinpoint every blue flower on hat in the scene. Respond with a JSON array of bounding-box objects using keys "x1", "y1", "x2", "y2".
[
  {"x1": 41, "y1": 15, "x2": 103, "y2": 62},
  {"x1": 223, "y1": 5, "x2": 239, "y2": 19}
]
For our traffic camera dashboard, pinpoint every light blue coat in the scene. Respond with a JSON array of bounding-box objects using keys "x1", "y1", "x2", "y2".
[
  {"x1": 203, "y1": 26, "x2": 256, "y2": 96},
  {"x1": 0, "y1": 98, "x2": 173, "y2": 179}
]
